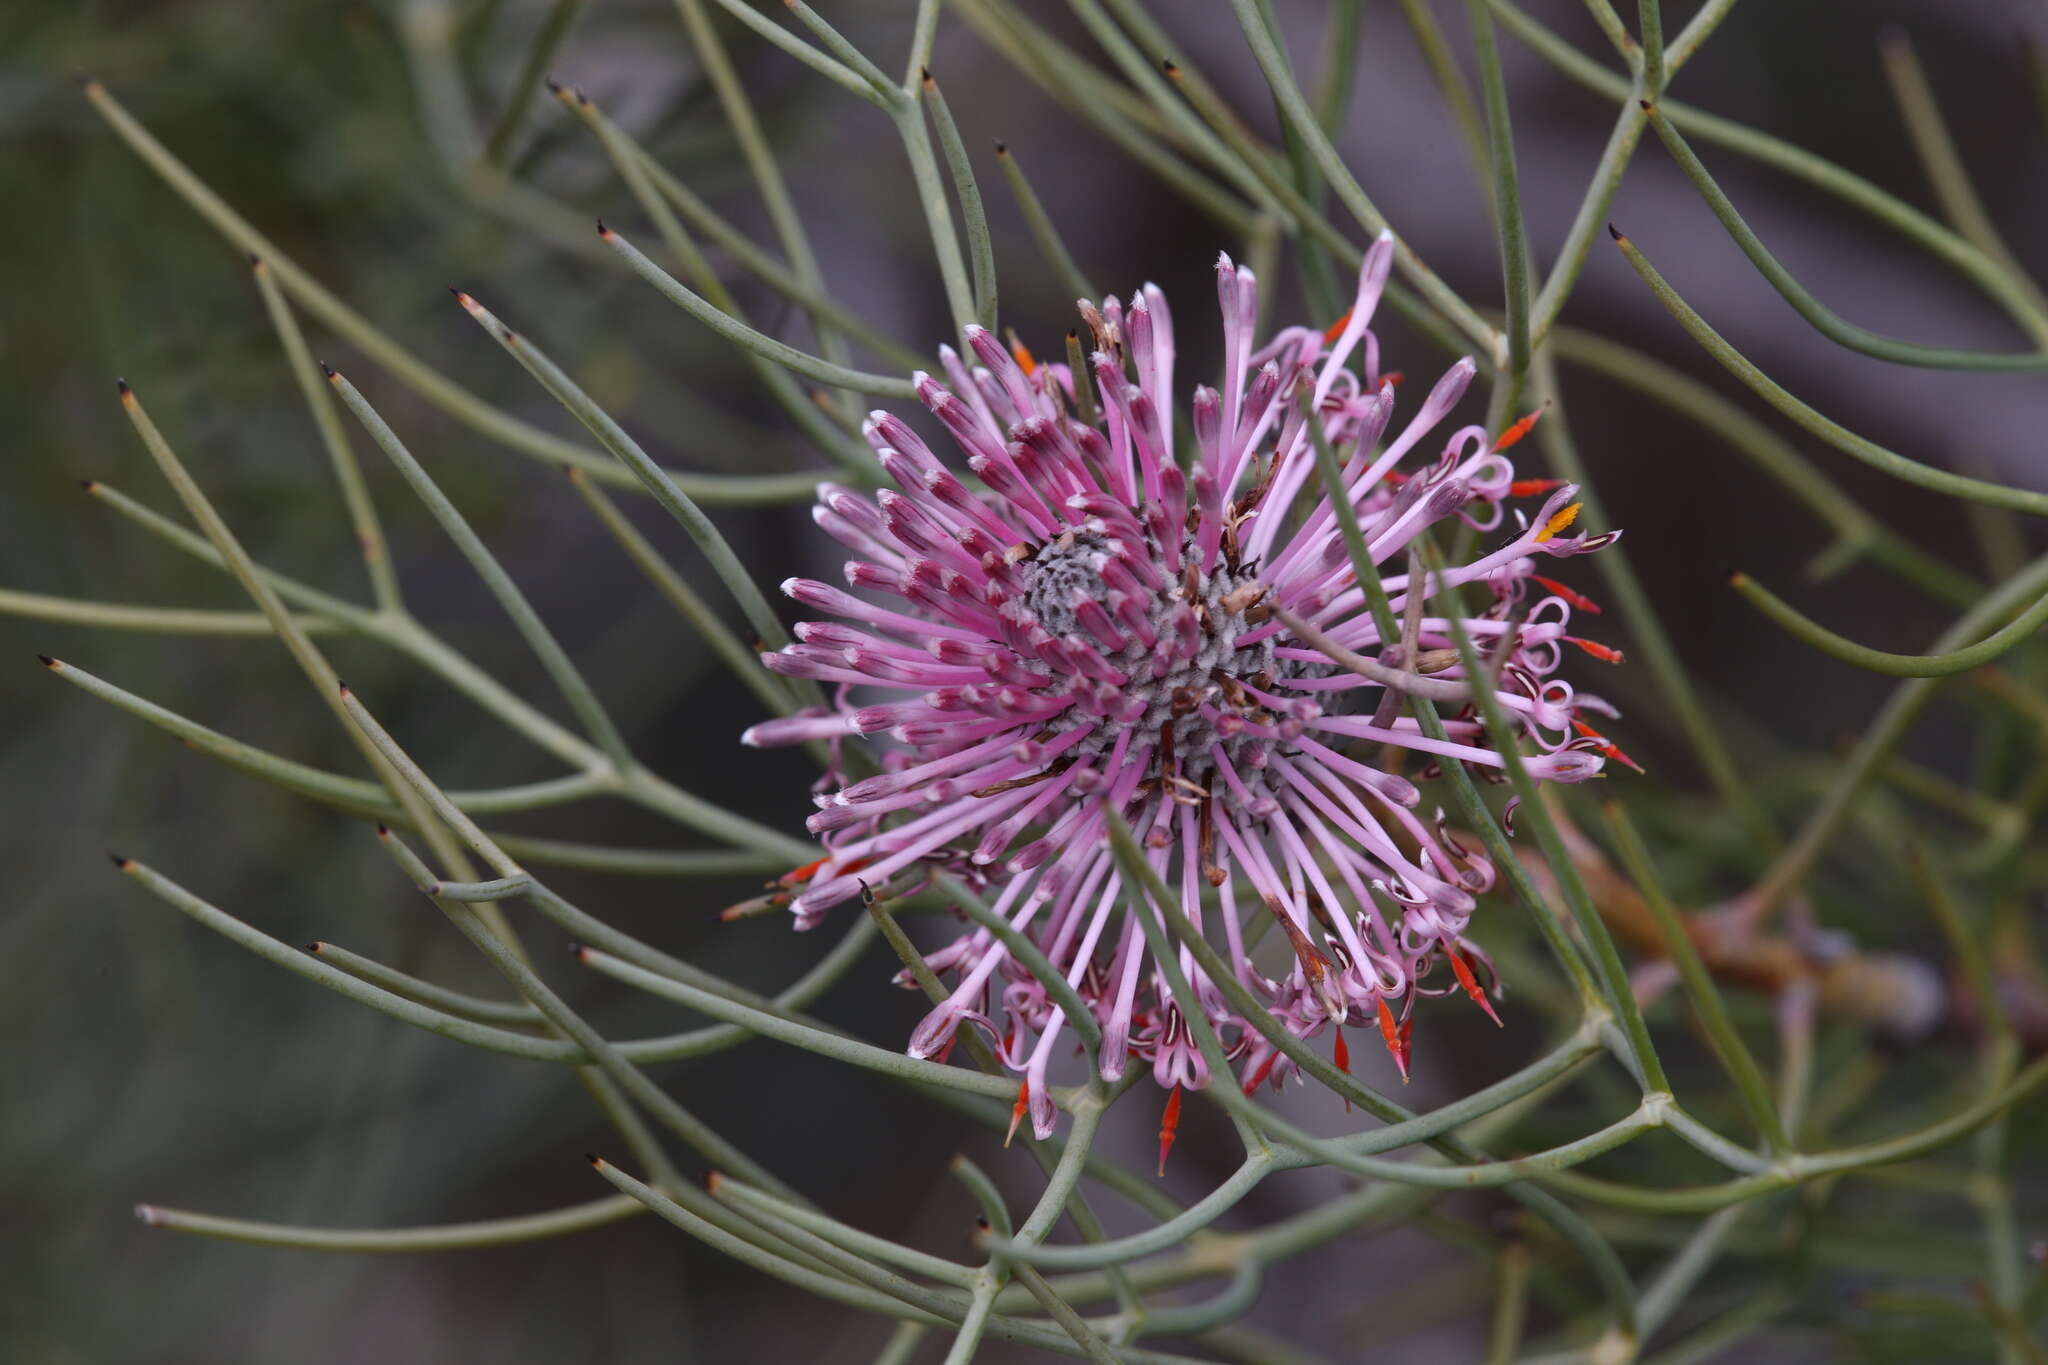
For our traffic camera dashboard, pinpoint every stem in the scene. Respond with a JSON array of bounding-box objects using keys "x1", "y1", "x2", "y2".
[
  {"x1": 1730, "y1": 570, "x2": 2048, "y2": 678},
  {"x1": 1611, "y1": 229, "x2": 2048, "y2": 515},
  {"x1": 136, "y1": 1194, "x2": 639, "y2": 1252}
]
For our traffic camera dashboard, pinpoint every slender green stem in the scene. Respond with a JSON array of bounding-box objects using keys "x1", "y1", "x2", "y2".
[
  {"x1": 892, "y1": 111, "x2": 979, "y2": 334},
  {"x1": 1749, "y1": 550, "x2": 2048, "y2": 920},
  {"x1": 599, "y1": 228, "x2": 915, "y2": 399},
  {"x1": 1465, "y1": 0, "x2": 1532, "y2": 394},
  {"x1": 1905, "y1": 843, "x2": 2010, "y2": 1044},
  {"x1": 1547, "y1": 327, "x2": 1979, "y2": 604},
  {"x1": 872, "y1": 1322, "x2": 928, "y2": 1365},
  {"x1": 1070, "y1": 0, "x2": 1285, "y2": 219},
  {"x1": 566, "y1": 468, "x2": 796, "y2": 716},
  {"x1": 1612, "y1": 230, "x2": 2048, "y2": 516},
  {"x1": 1878, "y1": 30, "x2": 2048, "y2": 320},
  {"x1": 1485, "y1": 1243, "x2": 1532, "y2": 1365},
  {"x1": 1602, "y1": 805, "x2": 1790, "y2": 1153},
  {"x1": 949, "y1": 0, "x2": 1258, "y2": 237},
  {"x1": 1526, "y1": 350, "x2": 1780, "y2": 849},
  {"x1": 426, "y1": 875, "x2": 534, "y2": 902},
  {"x1": 1551, "y1": 1051, "x2": 2048, "y2": 1213},
  {"x1": 597, "y1": 1163, "x2": 1211, "y2": 1363},
  {"x1": 329, "y1": 369, "x2": 635, "y2": 770},
  {"x1": 481, "y1": 0, "x2": 588, "y2": 165},
  {"x1": 1636, "y1": 0, "x2": 1664, "y2": 94},
  {"x1": 701, "y1": 0, "x2": 888, "y2": 103},
  {"x1": 1487, "y1": 1, "x2": 2048, "y2": 345},
  {"x1": 577, "y1": 947, "x2": 1018, "y2": 1101},
  {"x1": 250, "y1": 259, "x2": 403, "y2": 609},
  {"x1": 1296, "y1": 386, "x2": 1603, "y2": 999},
  {"x1": 1389, "y1": 0, "x2": 1493, "y2": 196},
  {"x1": 1229, "y1": 0, "x2": 1499, "y2": 357},
  {"x1": 1634, "y1": 1202, "x2": 1762, "y2": 1338},
  {"x1": 485, "y1": 835, "x2": 785, "y2": 878},
  {"x1": 556, "y1": 86, "x2": 920, "y2": 369},
  {"x1": 396, "y1": 846, "x2": 803, "y2": 1199},
  {"x1": 783, "y1": 0, "x2": 905, "y2": 101},
  {"x1": 564, "y1": 86, "x2": 873, "y2": 468},
  {"x1": 993, "y1": 144, "x2": 1098, "y2": 305},
  {"x1": 991, "y1": 1034, "x2": 1596, "y2": 1272},
  {"x1": 82, "y1": 479, "x2": 604, "y2": 764},
  {"x1": 136, "y1": 1194, "x2": 640, "y2": 1251},
  {"x1": 113, "y1": 385, "x2": 477, "y2": 888},
  {"x1": 79, "y1": 81, "x2": 815, "y2": 504},
  {"x1": 1530, "y1": 101, "x2": 1649, "y2": 349},
  {"x1": 451, "y1": 287, "x2": 798, "y2": 653},
  {"x1": 1642, "y1": 106, "x2": 2048, "y2": 370},
  {"x1": 1104, "y1": 812, "x2": 1639, "y2": 1332},
  {"x1": 938, "y1": 874, "x2": 1102, "y2": 1062},
  {"x1": 1426, "y1": 543, "x2": 1670, "y2": 1094},
  {"x1": 307, "y1": 941, "x2": 541, "y2": 1024},
  {"x1": 1732, "y1": 571, "x2": 2048, "y2": 677},
  {"x1": 671, "y1": 0, "x2": 852, "y2": 370},
  {"x1": 1010, "y1": 1264, "x2": 1121, "y2": 1365},
  {"x1": 949, "y1": 1156, "x2": 1013, "y2": 1240},
  {"x1": 715, "y1": 1178, "x2": 977, "y2": 1288},
  {"x1": 0, "y1": 590, "x2": 334, "y2": 636},
  {"x1": 923, "y1": 71, "x2": 998, "y2": 330}
]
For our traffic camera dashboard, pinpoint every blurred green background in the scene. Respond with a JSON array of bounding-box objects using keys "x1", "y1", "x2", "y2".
[{"x1": 4, "y1": 1, "x2": 2042, "y2": 1359}]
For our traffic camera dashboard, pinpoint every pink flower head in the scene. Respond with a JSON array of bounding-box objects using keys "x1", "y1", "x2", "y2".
[{"x1": 744, "y1": 236, "x2": 1624, "y2": 1135}]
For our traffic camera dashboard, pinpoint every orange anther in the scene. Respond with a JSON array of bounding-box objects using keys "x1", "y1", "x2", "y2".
[{"x1": 1492, "y1": 408, "x2": 1544, "y2": 453}]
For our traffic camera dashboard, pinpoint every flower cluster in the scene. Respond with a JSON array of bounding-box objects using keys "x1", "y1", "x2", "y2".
[{"x1": 744, "y1": 236, "x2": 1624, "y2": 1138}]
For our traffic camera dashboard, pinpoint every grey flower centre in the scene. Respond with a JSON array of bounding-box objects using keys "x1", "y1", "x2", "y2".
[{"x1": 1015, "y1": 526, "x2": 1297, "y2": 794}]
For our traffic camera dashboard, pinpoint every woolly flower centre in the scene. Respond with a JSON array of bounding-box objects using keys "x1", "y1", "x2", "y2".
[{"x1": 1010, "y1": 520, "x2": 1290, "y2": 794}]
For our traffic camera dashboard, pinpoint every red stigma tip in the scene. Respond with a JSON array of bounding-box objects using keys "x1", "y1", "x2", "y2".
[
  {"x1": 1376, "y1": 997, "x2": 1410, "y2": 1083},
  {"x1": 1241, "y1": 1049, "x2": 1282, "y2": 1096},
  {"x1": 1005, "y1": 1081, "x2": 1030, "y2": 1147},
  {"x1": 778, "y1": 856, "x2": 828, "y2": 887},
  {"x1": 1321, "y1": 308, "x2": 1354, "y2": 345},
  {"x1": 1507, "y1": 477, "x2": 1565, "y2": 498},
  {"x1": 1157, "y1": 1085, "x2": 1183, "y2": 1177},
  {"x1": 1572, "y1": 719, "x2": 1646, "y2": 773},
  {"x1": 1530, "y1": 575, "x2": 1602, "y2": 614},
  {"x1": 1332, "y1": 1028, "x2": 1352, "y2": 1113},
  {"x1": 1564, "y1": 635, "x2": 1625, "y2": 664},
  {"x1": 1449, "y1": 948, "x2": 1502, "y2": 1026}
]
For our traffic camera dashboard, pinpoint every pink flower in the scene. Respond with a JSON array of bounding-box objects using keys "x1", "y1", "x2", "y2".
[{"x1": 744, "y1": 236, "x2": 1623, "y2": 1135}]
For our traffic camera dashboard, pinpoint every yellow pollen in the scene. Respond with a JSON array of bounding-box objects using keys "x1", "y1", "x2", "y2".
[{"x1": 1534, "y1": 501, "x2": 1582, "y2": 543}]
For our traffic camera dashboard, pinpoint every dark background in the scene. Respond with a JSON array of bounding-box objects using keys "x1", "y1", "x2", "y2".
[{"x1": 3, "y1": 1, "x2": 2042, "y2": 1360}]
